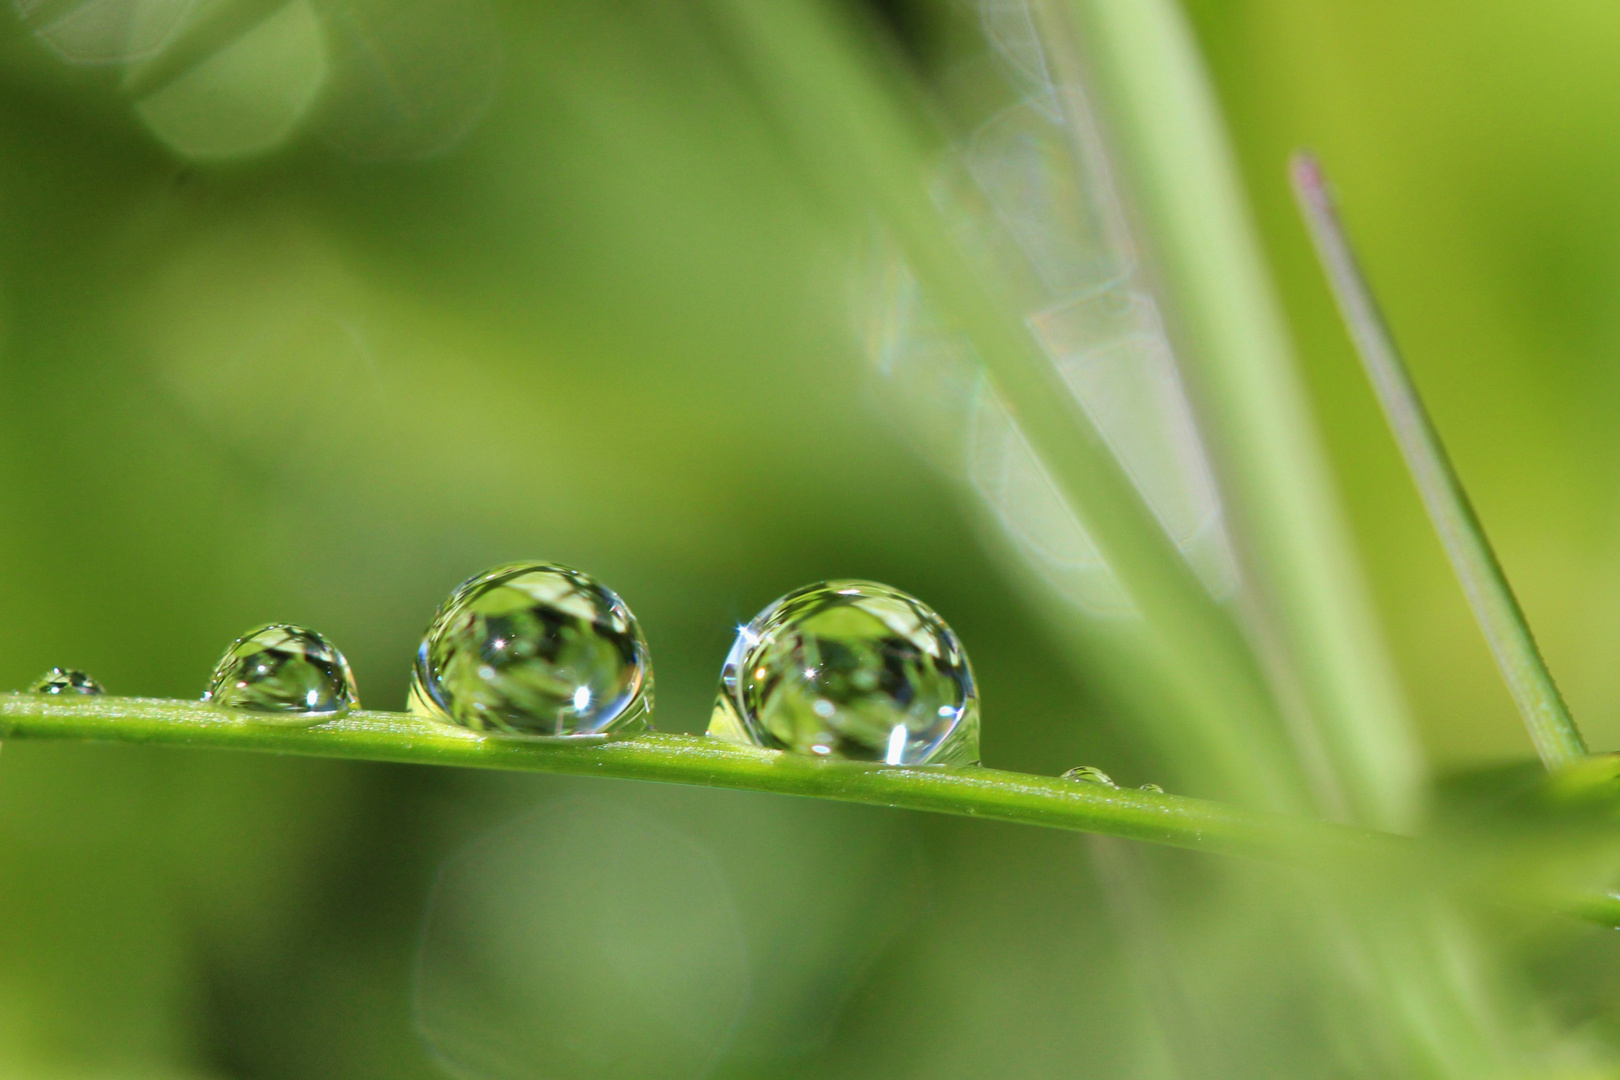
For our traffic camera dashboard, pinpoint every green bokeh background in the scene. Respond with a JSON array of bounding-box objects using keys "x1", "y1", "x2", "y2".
[{"x1": 1, "y1": 0, "x2": 1617, "y2": 1076}]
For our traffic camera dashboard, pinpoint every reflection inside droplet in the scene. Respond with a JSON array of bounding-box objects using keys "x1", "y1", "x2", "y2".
[
  {"x1": 203, "y1": 623, "x2": 359, "y2": 722},
  {"x1": 709, "y1": 580, "x2": 978, "y2": 766},
  {"x1": 28, "y1": 667, "x2": 104, "y2": 695},
  {"x1": 408, "y1": 561, "x2": 653, "y2": 739},
  {"x1": 1061, "y1": 766, "x2": 1116, "y2": 787}
]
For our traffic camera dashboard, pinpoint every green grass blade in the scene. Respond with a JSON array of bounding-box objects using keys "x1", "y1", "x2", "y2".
[
  {"x1": 121, "y1": 0, "x2": 292, "y2": 99},
  {"x1": 1290, "y1": 152, "x2": 1588, "y2": 769},
  {"x1": 703, "y1": 0, "x2": 1312, "y2": 815},
  {"x1": 1053, "y1": 0, "x2": 1426, "y2": 831},
  {"x1": 0, "y1": 693, "x2": 1376, "y2": 862},
  {"x1": 12, "y1": 693, "x2": 1620, "y2": 934}
]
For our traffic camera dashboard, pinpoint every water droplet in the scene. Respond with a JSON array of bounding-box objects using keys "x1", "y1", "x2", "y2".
[
  {"x1": 708, "y1": 580, "x2": 978, "y2": 766},
  {"x1": 29, "y1": 668, "x2": 104, "y2": 695},
  {"x1": 1139, "y1": 783, "x2": 1164, "y2": 794},
  {"x1": 408, "y1": 562, "x2": 653, "y2": 739},
  {"x1": 204, "y1": 624, "x2": 359, "y2": 722},
  {"x1": 1062, "y1": 766, "x2": 1116, "y2": 787}
]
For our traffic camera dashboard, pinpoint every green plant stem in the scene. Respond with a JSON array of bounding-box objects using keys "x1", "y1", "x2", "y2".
[
  {"x1": 1053, "y1": 0, "x2": 1425, "y2": 831},
  {"x1": 9, "y1": 693, "x2": 1617, "y2": 931},
  {"x1": 0, "y1": 693, "x2": 1380, "y2": 863},
  {"x1": 1290, "y1": 153, "x2": 1587, "y2": 770}
]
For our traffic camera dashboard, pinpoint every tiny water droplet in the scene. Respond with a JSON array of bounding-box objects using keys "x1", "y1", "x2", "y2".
[
  {"x1": 708, "y1": 580, "x2": 979, "y2": 766},
  {"x1": 204, "y1": 624, "x2": 359, "y2": 722},
  {"x1": 408, "y1": 562, "x2": 653, "y2": 739},
  {"x1": 1062, "y1": 766, "x2": 1116, "y2": 787},
  {"x1": 29, "y1": 668, "x2": 103, "y2": 695},
  {"x1": 1139, "y1": 783, "x2": 1164, "y2": 794}
]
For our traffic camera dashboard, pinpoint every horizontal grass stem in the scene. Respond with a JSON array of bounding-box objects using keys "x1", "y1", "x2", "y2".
[
  {"x1": 10, "y1": 693, "x2": 1619, "y2": 932},
  {"x1": 0, "y1": 693, "x2": 1380, "y2": 864}
]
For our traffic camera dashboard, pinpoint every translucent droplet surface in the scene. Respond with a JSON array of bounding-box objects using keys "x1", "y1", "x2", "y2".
[
  {"x1": 204, "y1": 624, "x2": 359, "y2": 722},
  {"x1": 1062, "y1": 766, "x2": 1116, "y2": 787},
  {"x1": 1139, "y1": 783, "x2": 1165, "y2": 794},
  {"x1": 29, "y1": 668, "x2": 104, "y2": 695},
  {"x1": 709, "y1": 581, "x2": 978, "y2": 766},
  {"x1": 408, "y1": 562, "x2": 652, "y2": 739}
]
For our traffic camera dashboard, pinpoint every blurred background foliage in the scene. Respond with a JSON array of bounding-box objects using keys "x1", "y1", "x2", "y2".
[{"x1": 2, "y1": 0, "x2": 1620, "y2": 1077}]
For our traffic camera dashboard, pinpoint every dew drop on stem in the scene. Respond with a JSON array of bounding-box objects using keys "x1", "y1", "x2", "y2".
[
  {"x1": 1062, "y1": 766, "x2": 1116, "y2": 787},
  {"x1": 204, "y1": 624, "x2": 359, "y2": 723},
  {"x1": 29, "y1": 668, "x2": 104, "y2": 695},
  {"x1": 408, "y1": 562, "x2": 653, "y2": 740},
  {"x1": 709, "y1": 581, "x2": 979, "y2": 766}
]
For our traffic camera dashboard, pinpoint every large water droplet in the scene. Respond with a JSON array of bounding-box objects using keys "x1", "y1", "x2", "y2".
[
  {"x1": 1062, "y1": 766, "x2": 1116, "y2": 786},
  {"x1": 204, "y1": 624, "x2": 359, "y2": 721},
  {"x1": 29, "y1": 668, "x2": 104, "y2": 695},
  {"x1": 709, "y1": 581, "x2": 978, "y2": 766},
  {"x1": 408, "y1": 562, "x2": 653, "y2": 739}
]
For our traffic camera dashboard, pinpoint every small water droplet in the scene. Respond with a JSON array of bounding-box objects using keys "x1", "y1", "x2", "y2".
[
  {"x1": 408, "y1": 562, "x2": 653, "y2": 739},
  {"x1": 1061, "y1": 766, "x2": 1116, "y2": 787},
  {"x1": 204, "y1": 624, "x2": 359, "y2": 722},
  {"x1": 1139, "y1": 783, "x2": 1164, "y2": 794},
  {"x1": 29, "y1": 668, "x2": 104, "y2": 695},
  {"x1": 708, "y1": 580, "x2": 979, "y2": 766}
]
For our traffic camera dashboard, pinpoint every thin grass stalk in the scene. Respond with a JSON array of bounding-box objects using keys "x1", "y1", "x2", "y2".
[
  {"x1": 1031, "y1": 8, "x2": 1520, "y2": 1074},
  {"x1": 1290, "y1": 152, "x2": 1588, "y2": 770}
]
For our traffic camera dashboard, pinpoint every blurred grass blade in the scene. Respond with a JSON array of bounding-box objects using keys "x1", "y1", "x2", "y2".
[
  {"x1": 121, "y1": 0, "x2": 289, "y2": 98},
  {"x1": 1050, "y1": 0, "x2": 1424, "y2": 832},
  {"x1": 1290, "y1": 152, "x2": 1588, "y2": 769},
  {"x1": 702, "y1": 0, "x2": 1319, "y2": 815}
]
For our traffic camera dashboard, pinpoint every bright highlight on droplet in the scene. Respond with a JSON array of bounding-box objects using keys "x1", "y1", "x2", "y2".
[
  {"x1": 29, "y1": 667, "x2": 104, "y2": 696},
  {"x1": 408, "y1": 561, "x2": 653, "y2": 739},
  {"x1": 884, "y1": 725, "x2": 907, "y2": 765},
  {"x1": 708, "y1": 580, "x2": 979, "y2": 766},
  {"x1": 204, "y1": 624, "x2": 359, "y2": 723}
]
